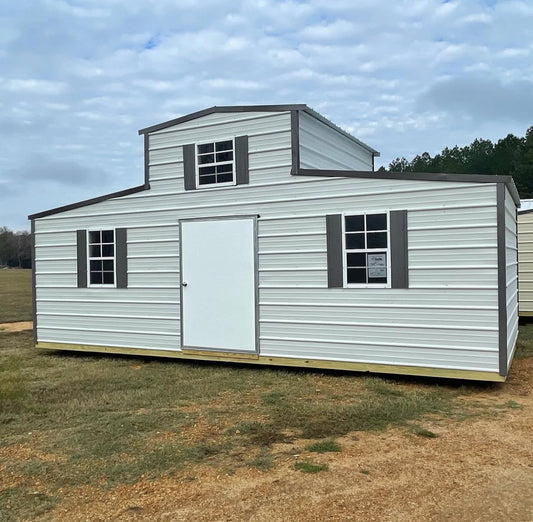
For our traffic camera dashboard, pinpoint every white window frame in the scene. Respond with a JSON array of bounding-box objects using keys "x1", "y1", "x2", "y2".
[
  {"x1": 342, "y1": 211, "x2": 391, "y2": 289},
  {"x1": 195, "y1": 138, "x2": 236, "y2": 189},
  {"x1": 87, "y1": 228, "x2": 117, "y2": 288}
]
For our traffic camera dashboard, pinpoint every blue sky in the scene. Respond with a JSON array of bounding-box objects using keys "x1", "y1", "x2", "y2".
[{"x1": 1, "y1": 0, "x2": 532, "y2": 230}]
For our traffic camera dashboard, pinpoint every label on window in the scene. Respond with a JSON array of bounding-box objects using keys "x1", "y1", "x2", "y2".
[{"x1": 368, "y1": 254, "x2": 386, "y2": 278}]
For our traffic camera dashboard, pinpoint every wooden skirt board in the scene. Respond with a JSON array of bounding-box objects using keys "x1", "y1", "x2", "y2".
[
  {"x1": 180, "y1": 217, "x2": 257, "y2": 353},
  {"x1": 35, "y1": 342, "x2": 506, "y2": 382}
]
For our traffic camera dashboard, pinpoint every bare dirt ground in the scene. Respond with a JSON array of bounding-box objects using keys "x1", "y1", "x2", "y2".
[
  {"x1": 41, "y1": 357, "x2": 532, "y2": 521},
  {"x1": 0, "y1": 321, "x2": 32, "y2": 332}
]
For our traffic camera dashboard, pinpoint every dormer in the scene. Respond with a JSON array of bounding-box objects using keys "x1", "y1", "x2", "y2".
[{"x1": 138, "y1": 105, "x2": 379, "y2": 192}]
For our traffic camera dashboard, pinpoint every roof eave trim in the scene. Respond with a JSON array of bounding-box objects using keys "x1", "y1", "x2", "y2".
[
  {"x1": 138, "y1": 104, "x2": 308, "y2": 135},
  {"x1": 28, "y1": 183, "x2": 150, "y2": 220},
  {"x1": 295, "y1": 168, "x2": 520, "y2": 205}
]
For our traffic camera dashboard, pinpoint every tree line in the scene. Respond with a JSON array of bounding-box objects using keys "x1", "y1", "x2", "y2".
[
  {"x1": 0, "y1": 228, "x2": 32, "y2": 268},
  {"x1": 383, "y1": 126, "x2": 533, "y2": 198}
]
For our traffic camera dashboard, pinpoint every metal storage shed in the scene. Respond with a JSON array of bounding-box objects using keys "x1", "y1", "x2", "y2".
[
  {"x1": 518, "y1": 203, "x2": 533, "y2": 316},
  {"x1": 28, "y1": 104, "x2": 519, "y2": 381}
]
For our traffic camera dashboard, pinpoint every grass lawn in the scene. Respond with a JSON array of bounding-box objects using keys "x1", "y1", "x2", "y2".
[
  {"x1": 0, "y1": 269, "x2": 32, "y2": 323},
  {"x1": 1, "y1": 327, "x2": 531, "y2": 520},
  {"x1": 0, "y1": 268, "x2": 531, "y2": 520}
]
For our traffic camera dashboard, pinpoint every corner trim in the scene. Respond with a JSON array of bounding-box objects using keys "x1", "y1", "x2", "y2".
[
  {"x1": 30, "y1": 220, "x2": 37, "y2": 343},
  {"x1": 290, "y1": 110, "x2": 300, "y2": 174},
  {"x1": 144, "y1": 133, "x2": 150, "y2": 186},
  {"x1": 497, "y1": 183, "x2": 508, "y2": 377}
]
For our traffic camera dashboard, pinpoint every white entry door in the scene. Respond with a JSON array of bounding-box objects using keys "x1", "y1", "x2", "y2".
[{"x1": 180, "y1": 217, "x2": 257, "y2": 352}]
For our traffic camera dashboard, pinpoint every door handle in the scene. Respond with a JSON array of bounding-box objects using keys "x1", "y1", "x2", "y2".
[{"x1": 182, "y1": 281, "x2": 188, "y2": 287}]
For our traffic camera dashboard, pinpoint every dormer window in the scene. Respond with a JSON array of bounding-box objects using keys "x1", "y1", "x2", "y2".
[
  {"x1": 197, "y1": 139, "x2": 234, "y2": 186},
  {"x1": 183, "y1": 136, "x2": 249, "y2": 190}
]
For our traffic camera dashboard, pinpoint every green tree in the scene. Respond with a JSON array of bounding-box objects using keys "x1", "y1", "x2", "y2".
[
  {"x1": 513, "y1": 126, "x2": 533, "y2": 198},
  {"x1": 0, "y1": 227, "x2": 15, "y2": 267},
  {"x1": 0, "y1": 227, "x2": 32, "y2": 268},
  {"x1": 387, "y1": 126, "x2": 533, "y2": 198}
]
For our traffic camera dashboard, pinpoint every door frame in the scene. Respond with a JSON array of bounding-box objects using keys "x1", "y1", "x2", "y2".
[{"x1": 179, "y1": 214, "x2": 259, "y2": 354}]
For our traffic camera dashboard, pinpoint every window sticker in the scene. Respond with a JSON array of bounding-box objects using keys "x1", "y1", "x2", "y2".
[{"x1": 367, "y1": 253, "x2": 387, "y2": 278}]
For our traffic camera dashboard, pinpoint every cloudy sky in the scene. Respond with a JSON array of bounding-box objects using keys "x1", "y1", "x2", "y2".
[{"x1": 1, "y1": 0, "x2": 533, "y2": 231}]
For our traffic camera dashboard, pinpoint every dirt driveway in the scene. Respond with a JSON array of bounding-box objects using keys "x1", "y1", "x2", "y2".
[{"x1": 42, "y1": 356, "x2": 532, "y2": 522}]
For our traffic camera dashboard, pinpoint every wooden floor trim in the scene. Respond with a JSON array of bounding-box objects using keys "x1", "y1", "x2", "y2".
[{"x1": 35, "y1": 342, "x2": 506, "y2": 382}]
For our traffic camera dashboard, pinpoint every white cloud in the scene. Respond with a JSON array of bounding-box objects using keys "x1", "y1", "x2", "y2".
[
  {"x1": 1, "y1": 0, "x2": 533, "y2": 229},
  {"x1": 0, "y1": 78, "x2": 68, "y2": 95}
]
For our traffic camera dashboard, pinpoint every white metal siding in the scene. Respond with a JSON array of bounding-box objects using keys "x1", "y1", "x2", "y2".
[
  {"x1": 505, "y1": 188, "x2": 518, "y2": 368},
  {"x1": 36, "y1": 184, "x2": 498, "y2": 371},
  {"x1": 33, "y1": 110, "x2": 502, "y2": 374},
  {"x1": 299, "y1": 111, "x2": 373, "y2": 170},
  {"x1": 148, "y1": 112, "x2": 292, "y2": 186}
]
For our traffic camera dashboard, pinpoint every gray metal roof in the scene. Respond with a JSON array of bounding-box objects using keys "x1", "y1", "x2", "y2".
[{"x1": 137, "y1": 104, "x2": 380, "y2": 156}]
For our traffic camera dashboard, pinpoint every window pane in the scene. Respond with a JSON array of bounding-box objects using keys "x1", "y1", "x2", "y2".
[
  {"x1": 347, "y1": 268, "x2": 366, "y2": 284},
  {"x1": 346, "y1": 253, "x2": 366, "y2": 267},
  {"x1": 367, "y1": 232, "x2": 387, "y2": 249},
  {"x1": 103, "y1": 272, "x2": 114, "y2": 284},
  {"x1": 89, "y1": 231, "x2": 100, "y2": 244},
  {"x1": 90, "y1": 271, "x2": 103, "y2": 284},
  {"x1": 199, "y1": 166, "x2": 215, "y2": 175},
  {"x1": 216, "y1": 163, "x2": 233, "y2": 174},
  {"x1": 102, "y1": 244, "x2": 114, "y2": 257},
  {"x1": 346, "y1": 233, "x2": 365, "y2": 249},
  {"x1": 101, "y1": 230, "x2": 114, "y2": 243},
  {"x1": 198, "y1": 153, "x2": 215, "y2": 165},
  {"x1": 216, "y1": 151, "x2": 233, "y2": 162},
  {"x1": 217, "y1": 172, "x2": 233, "y2": 183},
  {"x1": 198, "y1": 143, "x2": 214, "y2": 154},
  {"x1": 345, "y1": 215, "x2": 364, "y2": 232},
  {"x1": 103, "y1": 260, "x2": 114, "y2": 271},
  {"x1": 366, "y1": 214, "x2": 387, "y2": 231},
  {"x1": 199, "y1": 174, "x2": 216, "y2": 185},
  {"x1": 90, "y1": 260, "x2": 102, "y2": 271},
  {"x1": 89, "y1": 245, "x2": 101, "y2": 257},
  {"x1": 215, "y1": 140, "x2": 233, "y2": 152}
]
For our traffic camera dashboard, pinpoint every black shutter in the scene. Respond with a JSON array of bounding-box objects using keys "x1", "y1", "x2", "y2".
[
  {"x1": 183, "y1": 143, "x2": 196, "y2": 190},
  {"x1": 76, "y1": 229, "x2": 87, "y2": 288},
  {"x1": 115, "y1": 228, "x2": 128, "y2": 288},
  {"x1": 235, "y1": 135, "x2": 249, "y2": 185},
  {"x1": 326, "y1": 214, "x2": 343, "y2": 288},
  {"x1": 390, "y1": 210, "x2": 409, "y2": 289}
]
